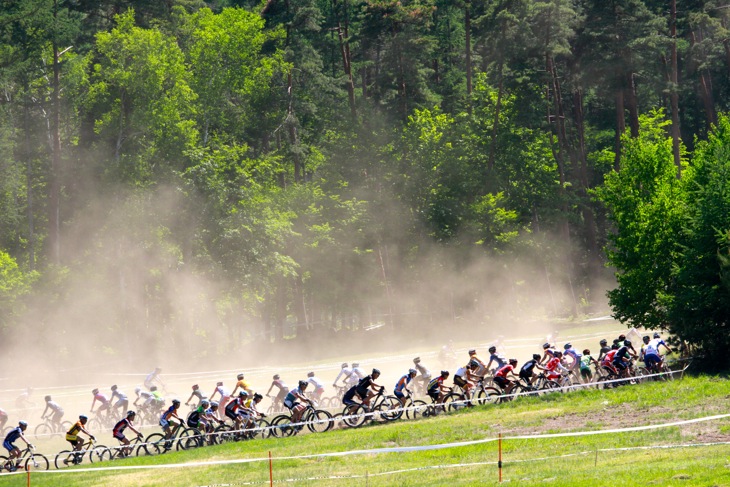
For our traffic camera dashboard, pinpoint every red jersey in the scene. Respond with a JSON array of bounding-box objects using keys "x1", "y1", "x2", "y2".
[
  {"x1": 495, "y1": 364, "x2": 514, "y2": 378},
  {"x1": 602, "y1": 350, "x2": 617, "y2": 364},
  {"x1": 545, "y1": 357, "x2": 560, "y2": 371}
]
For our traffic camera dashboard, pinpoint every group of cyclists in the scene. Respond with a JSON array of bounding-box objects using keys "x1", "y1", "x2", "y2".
[{"x1": 1, "y1": 331, "x2": 675, "y2": 471}]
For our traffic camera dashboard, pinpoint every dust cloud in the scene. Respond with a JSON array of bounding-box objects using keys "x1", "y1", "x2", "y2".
[{"x1": 0, "y1": 181, "x2": 616, "y2": 424}]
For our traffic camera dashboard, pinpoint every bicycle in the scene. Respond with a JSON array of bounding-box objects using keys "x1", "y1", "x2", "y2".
[
  {"x1": 107, "y1": 434, "x2": 146, "y2": 459},
  {"x1": 323, "y1": 385, "x2": 349, "y2": 409},
  {"x1": 143, "y1": 420, "x2": 198, "y2": 454},
  {"x1": 54, "y1": 438, "x2": 110, "y2": 468},
  {"x1": 89, "y1": 409, "x2": 116, "y2": 430},
  {"x1": 215, "y1": 414, "x2": 270, "y2": 443},
  {"x1": 271, "y1": 404, "x2": 333, "y2": 437},
  {"x1": 265, "y1": 395, "x2": 287, "y2": 416},
  {"x1": 0, "y1": 445, "x2": 49, "y2": 472},
  {"x1": 385, "y1": 393, "x2": 428, "y2": 420},
  {"x1": 34, "y1": 416, "x2": 71, "y2": 440}
]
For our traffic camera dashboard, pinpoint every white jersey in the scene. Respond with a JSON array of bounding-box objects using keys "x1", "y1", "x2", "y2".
[
  {"x1": 455, "y1": 366, "x2": 467, "y2": 377},
  {"x1": 307, "y1": 376, "x2": 324, "y2": 390},
  {"x1": 645, "y1": 338, "x2": 665, "y2": 356},
  {"x1": 348, "y1": 367, "x2": 365, "y2": 385},
  {"x1": 216, "y1": 385, "x2": 230, "y2": 397},
  {"x1": 334, "y1": 368, "x2": 352, "y2": 384}
]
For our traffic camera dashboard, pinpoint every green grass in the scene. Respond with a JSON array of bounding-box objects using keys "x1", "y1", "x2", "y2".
[{"x1": 4, "y1": 376, "x2": 730, "y2": 486}]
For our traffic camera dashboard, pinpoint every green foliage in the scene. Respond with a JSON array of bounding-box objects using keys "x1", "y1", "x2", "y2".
[{"x1": 0, "y1": 250, "x2": 37, "y2": 328}]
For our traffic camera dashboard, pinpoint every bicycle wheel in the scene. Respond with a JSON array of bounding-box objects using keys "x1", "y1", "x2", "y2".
[
  {"x1": 270, "y1": 415, "x2": 296, "y2": 438},
  {"x1": 177, "y1": 428, "x2": 202, "y2": 451},
  {"x1": 89, "y1": 444, "x2": 111, "y2": 463},
  {"x1": 306, "y1": 409, "x2": 334, "y2": 433},
  {"x1": 328, "y1": 396, "x2": 342, "y2": 408},
  {"x1": 443, "y1": 393, "x2": 468, "y2": 412},
  {"x1": 482, "y1": 387, "x2": 503, "y2": 404},
  {"x1": 214, "y1": 424, "x2": 235, "y2": 444},
  {"x1": 54, "y1": 450, "x2": 76, "y2": 469},
  {"x1": 374, "y1": 396, "x2": 402, "y2": 422},
  {"x1": 24, "y1": 453, "x2": 49, "y2": 471},
  {"x1": 143, "y1": 433, "x2": 166, "y2": 455},
  {"x1": 406, "y1": 399, "x2": 428, "y2": 419},
  {"x1": 660, "y1": 363, "x2": 674, "y2": 381},
  {"x1": 33, "y1": 423, "x2": 52, "y2": 440},
  {"x1": 250, "y1": 419, "x2": 271, "y2": 439},
  {"x1": 341, "y1": 405, "x2": 368, "y2": 428}
]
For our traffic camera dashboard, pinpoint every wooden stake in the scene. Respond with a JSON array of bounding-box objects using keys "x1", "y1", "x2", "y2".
[
  {"x1": 498, "y1": 432, "x2": 503, "y2": 483},
  {"x1": 269, "y1": 451, "x2": 273, "y2": 487}
]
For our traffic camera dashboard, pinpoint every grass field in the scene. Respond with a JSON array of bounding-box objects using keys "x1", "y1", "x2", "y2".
[{"x1": 3, "y1": 375, "x2": 730, "y2": 486}]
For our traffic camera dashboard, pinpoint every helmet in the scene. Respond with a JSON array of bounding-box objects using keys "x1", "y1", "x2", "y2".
[
  {"x1": 273, "y1": 374, "x2": 280, "y2": 380},
  {"x1": 352, "y1": 363, "x2": 359, "y2": 368},
  {"x1": 111, "y1": 385, "x2": 118, "y2": 391},
  {"x1": 79, "y1": 415, "x2": 88, "y2": 421},
  {"x1": 155, "y1": 367, "x2": 162, "y2": 372},
  {"x1": 468, "y1": 349, "x2": 476, "y2": 355},
  {"x1": 192, "y1": 384, "x2": 199, "y2": 390},
  {"x1": 643, "y1": 335, "x2": 650, "y2": 342},
  {"x1": 599, "y1": 339, "x2": 608, "y2": 346},
  {"x1": 210, "y1": 401, "x2": 219, "y2": 408},
  {"x1": 611, "y1": 343, "x2": 619, "y2": 350},
  {"x1": 554, "y1": 351, "x2": 563, "y2": 357},
  {"x1": 18, "y1": 421, "x2": 27, "y2": 428},
  {"x1": 583, "y1": 349, "x2": 590, "y2": 355},
  {"x1": 254, "y1": 393, "x2": 263, "y2": 400},
  {"x1": 135, "y1": 387, "x2": 141, "y2": 394},
  {"x1": 413, "y1": 357, "x2": 421, "y2": 364},
  {"x1": 618, "y1": 334, "x2": 626, "y2": 341},
  {"x1": 201, "y1": 400, "x2": 210, "y2": 408},
  {"x1": 542, "y1": 343, "x2": 551, "y2": 349},
  {"x1": 371, "y1": 368, "x2": 380, "y2": 375},
  {"x1": 127, "y1": 410, "x2": 136, "y2": 418},
  {"x1": 45, "y1": 395, "x2": 51, "y2": 402},
  {"x1": 509, "y1": 358, "x2": 518, "y2": 365},
  {"x1": 298, "y1": 380, "x2": 308, "y2": 388},
  {"x1": 532, "y1": 353, "x2": 541, "y2": 360},
  {"x1": 172, "y1": 399, "x2": 181, "y2": 406},
  {"x1": 563, "y1": 343, "x2": 572, "y2": 350},
  {"x1": 341, "y1": 363, "x2": 348, "y2": 369},
  {"x1": 150, "y1": 385, "x2": 157, "y2": 391},
  {"x1": 441, "y1": 370, "x2": 450, "y2": 376},
  {"x1": 92, "y1": 388, "x2": 99, "y2": 394},
  {"x1": 216, "y1": 382, "x2": 223, "y2": 386},
  {"x1": 307, "y1": 372, "x2": 315, "y2": 378},
  {"x1": 408, "y1": 368, "x2": 417, "y2": 375},
  {"x1": 624, "y1": 339, "x2": 631, "y2": 346},
  {"x1": 239, "y1": 391, "x2": 248, "y2": 397},
  {"x1": 237, "y1": 374, "x2": 244, "y2": 380},
  {"x1": 654, "y1": 332, "x2": 661, "y2": 338},
  {"x1": 488, "y1": 346, "x2": 496, "y2": 353}
]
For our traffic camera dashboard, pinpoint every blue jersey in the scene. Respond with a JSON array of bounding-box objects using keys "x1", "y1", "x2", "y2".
[
  {"x1": 4, "y1": 426, "x2": 22, "y2": 444},
  {"x1": 394, "y1": 374, "x2": 412, "y2": 393}
]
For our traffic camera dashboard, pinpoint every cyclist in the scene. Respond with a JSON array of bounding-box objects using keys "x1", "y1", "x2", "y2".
[
  {"x1": 306, "y1": 372, "x2": 325, "y2": 404},
  {"x1": 613, "y1": 339, "x2": 636, "y2": 377},
  {"x1": 231, "y1": 373, "x2": 253, "y2": 397},
  {"x1": 149, "y1": 385, "x2": 165, "y2": 413},
  {"x1": 580, "y1": 349, "x2": 600, "y2": 382},
  {"x1": 0, "y1": 407, "x2": 7, "y2": 432},
  {"x1": 186, "y1": 399, "x2": 209, "y2": 429},
  {"x1": 597, "y1": 339, "x2": 611, "y2": 361},
  {"x1": 241, "y1": 393, "x2": 265, "y2": 434},
  {"x1": 41, "y1": 395, "x2": 64, "y2": 428},
  {"x1": 65, "y1": 415, "x2": 96, "y2": 462},
  {"x1": 333, "y1": 363, "x2": 353, "y2": 390},
  {"x1": 394, "y1": 369, "x2": 417, "y2": 407},
  {"x1": 90, "y1": 388, "x2": 111, "y2": 419},
  {"x1": 15, "y1": 388, "x2": 33, "y2": 410},
  {"x1": 266, "y1": 374, "x2": 289, "y2": 411},
  {"x1": 485, "y1": 346, "x2": 506, "y2": 372},
  {"x1": 112, "y1": 411, "x2": 143, "y2": 457},
  {"x1": 209, "y1": 401, "x2": 222, "y2": 422},
  {"x1": 493, "y1": 359, "x2": 520, "y2": 395},
  {"x1": 185, "y1": 384, "x2": 205, "y2": 408},
  {"x1": 453, "y1": 363, "x2": 478, "y2": 405},
  {"x1": 355, "y1": 369, "x2": 384, "y2": 409},
  {"x1": 144, "y1": 367, "x2": 163, "y2": 391},
  {"x1": 426, "y1": 370, "x2": 450, "y2": 406},
  {"x1": 412, "y1": 357, "x2": 432, "y2": 394},
  {"x1": 468, "y1": 349, "x2": 487, "y2": 379},
  {"x1": 224, "y1": 391, "x2": 248, "y2": 431},
  {"x1": 160, "y1": 399, "x2": 184, "y2": 450},
  {"x1": 519, "y1": 353, "x2": 543, "y2": 386},
  {"x1": 2, "y1": 421, "x2": 31, "y2": 472},
  {"x1": 349, "y1": 363, "x2": 365, "y2": 387},
  {"x1": 544, "y1": 351, "x2": 568, "y2": 382},
  {"x1": 133, "y1": 387, "x2": 151, "y2": 408},
  {"x1": 438, "y1": 341, "x2": 456, "y2": 369},
  {"x1": 284, "y1": 381, "x2": 312, "y2": 425},
  {"x1": 540, "y1": 342, "x2": 557, "y2": 365},
  {"x1": 642, "y1": 333, "x2": 674, "y2": 374},
  {"x1": 110, "y1": 385, "x2": 129, "y2": 415},
  {"x1": 563, "y1": 343, "x2": 582, "y2": 380},
  {"x1": 210, "y1": 381, "x2": 232, "y2": 411}
]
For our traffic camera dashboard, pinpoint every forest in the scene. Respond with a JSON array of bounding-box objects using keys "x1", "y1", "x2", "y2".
[{"x1": 1, "y1": 0, "x2": 729, "y2": 367}]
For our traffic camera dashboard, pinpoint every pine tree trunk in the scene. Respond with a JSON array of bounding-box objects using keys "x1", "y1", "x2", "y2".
[
  {"x1": 49, "y1": 3, "x2": 62, "y2": 264},
  {"x1": 614, "y1": 90, "x2": 625, "y2": 171},
  {"x1": 669, "y1": 0, "x2": 681, "y2": 176},
  {"x1": 625, "y1": 72, "x2": 639, "y2": 137},
  {"x1": 465, "y1": 1, "x2": 472, "y2": 98}
]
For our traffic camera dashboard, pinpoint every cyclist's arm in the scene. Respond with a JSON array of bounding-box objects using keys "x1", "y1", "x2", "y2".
[
  {"x1": 266, "y1": 383, "x2": 275, "y2": 395},
  {"x1": 80, "y1": 426, "x2": 95, "y2": 440},
  {"x1": 90, "y1": 398, "x2": 97, "y2": 411},
  {"x1": 19, "y1": 432, "x2": 30, "y2": 447},
  {"x1": 41, "y1": 404, "x2": 49, "y2": 417},
  {"x1": 210, "y1": 389, "x2": 218, "y2": 400}
]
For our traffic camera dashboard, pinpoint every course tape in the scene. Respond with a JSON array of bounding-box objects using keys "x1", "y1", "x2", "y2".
[{"x1": 8, "y1": 408, "x2": 730, "y2": 477}]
